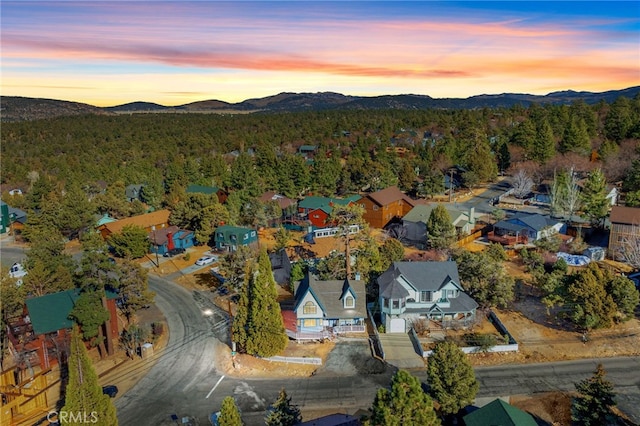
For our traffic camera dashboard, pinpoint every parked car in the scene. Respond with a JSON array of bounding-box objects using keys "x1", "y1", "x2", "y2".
[
  {"x1": 163, "y1": 247, "x2": 186, "y2": 257},
  {"x1": 9, "y1": 263, "x2": 27, "y2": 285},
  {"x1": 102, "y1": 385, "x2": 118, "y2": 398},
  {"x1": 217, "y1": 286, "x2": 229, "y2": 296},
  {"x1": 195, "y1": 255, "x2": 216, "y2": 266}
]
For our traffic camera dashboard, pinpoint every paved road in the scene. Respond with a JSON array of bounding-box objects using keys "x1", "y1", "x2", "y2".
[
  {"x1": 0, "y1": 239, "x2": 29, "y2": 267},
  {"x1": 455, "y1": 178, "x2": 511, "y2": 215},
  {"x1": 115, "y1": 274, "x2": 223, "y2": 425}
]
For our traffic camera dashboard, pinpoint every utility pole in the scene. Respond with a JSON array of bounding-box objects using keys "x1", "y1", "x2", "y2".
[{"x1": 449, "y1": 168, "x2": 454, "y2": 203}]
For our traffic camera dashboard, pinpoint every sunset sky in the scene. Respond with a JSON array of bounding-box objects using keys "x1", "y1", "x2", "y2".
[{"x1": 2, "y1": 1, "x2": 639, "y2": 106}]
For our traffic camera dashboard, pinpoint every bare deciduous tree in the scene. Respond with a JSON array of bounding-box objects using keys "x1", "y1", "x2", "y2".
[
  {"x1": 549, "y1": 167, "x2": 582, "y2": 222},
  {"x1": 618, "y1": 225, "x2": 640, "y2": 269},
  {"x1": 512, "y1": 169, "x2": 534, "y2": 199}
]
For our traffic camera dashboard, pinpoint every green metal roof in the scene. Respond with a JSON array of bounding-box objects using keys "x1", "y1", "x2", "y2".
[
  {"x1": 463, "y1": 399, "x2": 537, "y2": 426},
  {"x1": 26, "y1": 288, "x2": 118, "y2": 335},
  {"x1": 299, "y1": 195, "x2": 360, "y2": 211},
  {"x1": 186, "y1": 184, "x2": 220, "y2": 195}
]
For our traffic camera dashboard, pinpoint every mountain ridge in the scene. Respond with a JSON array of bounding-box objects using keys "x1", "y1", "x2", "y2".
[{"x1": 2, "y1": 86, "x2": 639, "y2": 121}]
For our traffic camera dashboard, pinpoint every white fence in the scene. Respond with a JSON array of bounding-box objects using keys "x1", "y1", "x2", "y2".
[
  {"x1": 313, "y1": 225, "x2": 360, "y2": 239},
  {"x1": 334, "y1": 325, "x2": 366, "y2": 334},
  {"x1": 422, "y1": 343, "x2": 519, "y2": 357},
  {"x1": 263, "y1": 355, "x2": 322, "y2": 365}
]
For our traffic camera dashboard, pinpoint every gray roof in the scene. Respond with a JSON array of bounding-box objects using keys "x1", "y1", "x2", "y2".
[
  {"x1": 403, "y1": 292, "x2": 478, "y2": 314},
  {"x1": 380, "y1": 279, "x2": 410, "y2": 299},
  {"x1": 377, "y1": 261, "x2": 461, "y2": 292},
  {"x1": 495, "y1": 212, "x2": 559, "y2": 233},
  {"x1": 295, "y1": 274, "x2": 367, "y2": 320}
]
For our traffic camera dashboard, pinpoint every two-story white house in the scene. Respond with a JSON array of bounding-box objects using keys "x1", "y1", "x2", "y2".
[
  {"x1": 377, "y1": 261, "x2": 478, "y2": 333},
  {"x1": 290, "y1": 273, "x2": 367, "y2": 339}
]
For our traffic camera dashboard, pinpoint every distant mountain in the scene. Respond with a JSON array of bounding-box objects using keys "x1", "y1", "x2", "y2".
[
  {"x1": 104, "y1": 101, "x2": 167, "y2": 112},
  {"x1": 0, "y1": 96, "x2": 111, "y2": 122},
  {"x1": 2, "y1": 86, "x2": 639, "y2": 121}
]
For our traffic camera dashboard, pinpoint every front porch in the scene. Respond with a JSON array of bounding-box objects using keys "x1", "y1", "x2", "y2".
[{"x1": 487, "y1": 231, "x2": 529, "y2": 246}]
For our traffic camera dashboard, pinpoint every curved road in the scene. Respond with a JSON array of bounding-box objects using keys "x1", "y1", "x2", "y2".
[
  {"x1": 116, "y1": 275, "x2": 222, "y2": 424},
  {"x1": 117, "y1": 275, "x2": 640, "y2": 425}
]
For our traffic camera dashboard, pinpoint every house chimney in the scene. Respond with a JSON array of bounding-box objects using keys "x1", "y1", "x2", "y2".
[
  {"x1": 469, "y1": 207, "x2": 475, "y2": 224},
  {"x1": 355, "y1": 272, "x2": 361, "y2": 280}
]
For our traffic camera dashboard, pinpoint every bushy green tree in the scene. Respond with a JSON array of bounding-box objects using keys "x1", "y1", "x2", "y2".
[
  {"x1": 560, "y1": 116, "x2": 591, "y2": 154},
  {"x1": 61, "y1": 327, "x2": 118, "y2": 426},
  {"x1": 370, "y1": 369, "x2": 440, "y2": 426},
  {"x1": 453, "y1": 249, "x2": 514, "y2": 308},
  {"x1": 56, "y1": 182, "x2": 96, "y2": 239},
  {"x1": 68, "y1": 291, "x2": 110, "y2": 348},
  {"x1": 426, "y1": 204, "x2": 456, "y2": 250},
  {"x1": 571, "y1": 364, "x2": 616, "y2": 426},
  {"x1": 426, "y1": 341, "x2": 479, "y2": 416},
  {"x1": 117, "y1": 259, "x2": 155, "y2": 324},
  {"x1": 379, "y1": 238, "x2": 405, "y2": 271},
  {"x1": 218, "y1": 396, "x2": 243, "y2": 426},
  {"x1": 580, "y1": 168, "x2": 609, "y2": 227},
  {"x1": 265, "y1": 388, "x2": 301, "y2": 426},
  {"x1": 565, "y1": 264, "x2": 617, "y2": 330},
  {"x1": 605, "y1": 275, "x2": 639, "y2": 322},
  {"x1": 273, "y1": 226, "x2": 291, "y2": 251},
  {"x1": 108, "y1": 224, "x2": 150, "y2": 259},
  {"x1": 531, "y1": 119, "x2": 556, "y2": 164}
]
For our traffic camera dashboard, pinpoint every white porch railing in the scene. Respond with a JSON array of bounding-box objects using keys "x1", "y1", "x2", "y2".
[{"x1": 333, "y1": 325, "x2": 366, "y2": 333}]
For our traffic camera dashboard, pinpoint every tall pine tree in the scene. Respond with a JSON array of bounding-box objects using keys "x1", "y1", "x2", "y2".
[
  {"x1": 265, "y1": 388, "x2": 302, "y2": 426},
  {"x1": 572, "y1": 364, "x2": 616, "y2": 426},
  {"x1": 61, "y1": 326, "x2": 118, "y2": 426},
  {"x1": 580, "y1": 168, "x2": 609, "y2": 228},
  {"x1": 369, "y1": 369, "x2": 440, "y2": 426},
  {"x1": 240, "y1": 250, "x2": 288, "y2": 357},
  {"x1": 426, "y1": 204, "x2": 456, "y2": 250},
  {"x1": 426, "y1": 341, "x2": 479, "y2": 416},
  {"x1": 218, "y1": 396, "x2": 243, "y2": 426}
]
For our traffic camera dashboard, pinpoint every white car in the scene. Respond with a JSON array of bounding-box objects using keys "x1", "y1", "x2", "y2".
[
  {"x1": 195, "y1": 255, "x2": 216, "y2": 266},
  {"x1": 9, "y1": 263, "x2": 27, "y2": 285}
]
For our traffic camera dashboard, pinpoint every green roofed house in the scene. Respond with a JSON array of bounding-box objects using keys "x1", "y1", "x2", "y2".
[
  {"x1": 7, "y1": 288, "x2": 120, "y2": 370},
  {"x1": 297, "y1": 195, "x2": 361, "y2": 228},
  {"x1": 186, "y1": 184, "x2": 228, "y2": 203},
  {"x1": 463, "y1": 399, "x2": 537, "y2": 426},
  {"x1": 214, "y1": 225, "x2": 258, "y2": 252}
]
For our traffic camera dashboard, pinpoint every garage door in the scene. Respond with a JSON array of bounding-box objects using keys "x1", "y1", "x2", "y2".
[{"x1": 389, "y1": 318, "x2": 406, "y2": 333}]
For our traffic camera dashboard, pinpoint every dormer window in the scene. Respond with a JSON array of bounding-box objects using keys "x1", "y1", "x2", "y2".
[
  {"x1": 303, "y1": 301, "x2": 317, "y2": 314},
  {"x1": 344, "y1": 296, "x2": 354, "y2": 308}
]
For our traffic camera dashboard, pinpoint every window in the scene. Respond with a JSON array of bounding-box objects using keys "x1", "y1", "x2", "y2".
[
  {"x1": 251, "y1": 231, "x2": 256, "y2": 237},
  {"x1": 303, "y1": 301, "x2": 317, "y2": 314},
  {"x1": 383, "y1": 298, "x2": 389, "y2": 308},
  {"x1": 373, "y1": 205, "x2": 379, "y2": 211},
  {"x1": 420, "y1": 291, "x2": 432, "y2": 302},
  {"x1": 243, "y1": 233, "x2": 248, "y2": 240},
  {"x1": 392, "y1": 299, "x2": 400, "y2": 309},
  {"x1": 345, "y1": 296, "x2": 354, "y2": 308}
]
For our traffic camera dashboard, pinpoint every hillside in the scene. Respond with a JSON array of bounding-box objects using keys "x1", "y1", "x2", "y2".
[
  {"x1": 0, "y1": 96, "x2": 112, "y2": 122},
  {"x1": 2, "y1": 86, "x2": 639, "y2": 121}
]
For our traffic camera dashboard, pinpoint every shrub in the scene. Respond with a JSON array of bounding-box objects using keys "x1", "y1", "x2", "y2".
[
  {"x1": 411, "y1": 318, "x2": 430, "y2": 336},
  {"x1": 464, "y1": 333, "x2": 497, "y2": 352}
]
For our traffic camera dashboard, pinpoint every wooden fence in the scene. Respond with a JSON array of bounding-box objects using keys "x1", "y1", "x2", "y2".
[{"x1": 456, "y1": 230, "x2": 483, "y2": 248}]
